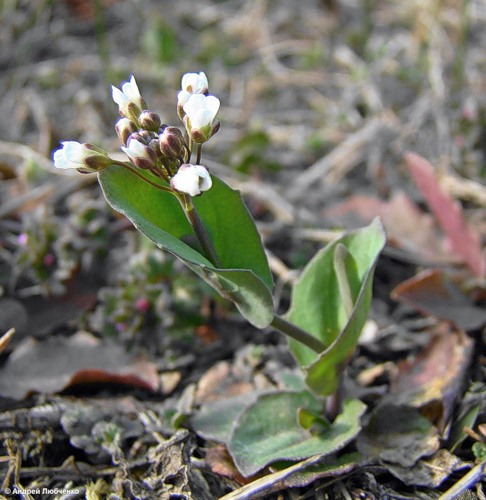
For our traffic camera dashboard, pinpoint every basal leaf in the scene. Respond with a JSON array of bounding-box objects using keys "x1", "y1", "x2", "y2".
[
  {"x1": 228, "y1": 394, "x2": 366, "y2": 477},
  {"x1": 287, "y1": 218, "x2": 386, "y2": 395},
  {"x1": 98, "y1": 166, "x2": 274, "y2": 327},
  {"x1": 190, "y1": 392, "x2": 261, "y2": 443}
]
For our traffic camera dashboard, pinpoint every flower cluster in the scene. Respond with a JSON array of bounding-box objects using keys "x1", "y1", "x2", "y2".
[{"x1": 53, "y1": 72, "x2": 220, "y2": 197}]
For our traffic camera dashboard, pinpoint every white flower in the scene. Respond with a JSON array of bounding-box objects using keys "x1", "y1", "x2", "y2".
[
  {"x1": 170, "y1": 164, "x2": 212, "y2": 196},
  {"x1": 182, "y1": 72, "x2": 208, "y2": 94},
  {"x1": 177, "y1": 72, "x2": 208, "y2": 107},
  {"x1": 112, "y1": 75, "x2": 144, "y2": 117},
  {"x1": 183, "y1": 94, "x2": 220, "y2": 143},
  {"x1": 53, "y1": 141, "x2": 111, "y2": 173},
  {"x1": 53, "y1": 141, "x2": 91, "y2": 169}
]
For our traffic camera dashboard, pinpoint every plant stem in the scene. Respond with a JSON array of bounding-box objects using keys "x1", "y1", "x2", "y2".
[
  {"x1": 180, "y1": 194, "x2": 222, "y2": 267},
  {"x1": 325, "y1": 366, "x2": 343, "y2": 420},
  {"x1": 195, "y1": 143, "x2": 202, "y2": 165},
  {"x1": 116, "y1": 162, "x2": 172, "y2": 192},
  {"x1": 271, "y1": 315, "x2": 325, "y2": 353}
]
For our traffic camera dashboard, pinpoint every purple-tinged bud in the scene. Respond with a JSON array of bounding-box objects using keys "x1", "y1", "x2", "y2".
[
  {"x1": 159, "y1": 126, "x2": 186, "y2": 160},
  {"x1": 115, "y1": 118, "x2": 138, "y2": 145},
  {"x1": 122, "y1": 137, "x2": 157, "y2": 169},
  {"x1": 138, "y1": 130, "x2": 156, "y2": 143},
  {"x1": 138, "y1": 110, "x2": 162, "y2": 131},
  {"x1": 149, "y1": 138, "x2": 162, "y2": 157}
]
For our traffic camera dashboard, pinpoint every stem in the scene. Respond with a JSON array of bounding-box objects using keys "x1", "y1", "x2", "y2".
[
  {"x1": 195, "y1": 143, "x2": 202, "y2": 165},
  {"x1": 271, "y1": 315, "x2": 325, "y2": 353},
  {"x1": 116, "y1": 162, "x2": 172, "y2": 192},
  {"x1": 325, "y1": 365, "x2": 344, "y2": 420},
  {"x1": 180, "y1": 194, "x2": 222, "y2": 267}
]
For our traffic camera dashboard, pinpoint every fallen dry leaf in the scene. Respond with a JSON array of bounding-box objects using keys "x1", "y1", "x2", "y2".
[
  {"x1": 385, "y1": 449, "x2": 467, "y2": 488},
  {"x1": 205, "y1": 445, "x2": 249, "y2": 485},
  {"x1": 404, "y1": 152, "x2": 485, "y2": 278},
  {"x1": 390, "y1": 324, "x2": 474, "y2": 432},
  {"x1": 391, "y1": 269, "x2": 486, "y2": 331},
  {"x1": 325, "y1": 192, "x2": 452, "y2": 263},
  {"x1": 0, "y1": 331, "x2": 159, "y2": 399}
]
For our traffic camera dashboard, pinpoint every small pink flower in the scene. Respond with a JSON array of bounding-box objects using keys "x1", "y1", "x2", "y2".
[
  {"x1": 135, "y1": 298, "x2": 151, "y2": 313},
  {"x1": 18, "y1": 233, "x2": 28, "y2": 246},
  {"x1": 43, "y1": 253, "x2": 55, "y2": 267}
]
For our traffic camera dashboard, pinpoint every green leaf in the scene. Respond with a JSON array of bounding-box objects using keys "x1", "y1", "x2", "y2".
[
  {"x1": 190, "y1": 392, "x2": 261, "y2": 443},
  {"x1": 228, "y1": 393, "x2": 366, "y2": 477},
  {"x1": 287, "y1": 218, "x2": 386, "y2": 395},
  {"x1": 98, "y1": 166, "x2": 274, "y2": 327}
]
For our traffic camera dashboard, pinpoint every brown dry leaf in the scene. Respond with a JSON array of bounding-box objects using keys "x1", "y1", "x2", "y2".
[
  {"x1": 205, "y1": 445, "x2": 249, "y2": 485},
  {"x1": 391, "y1": 269, "x2": 486, "y2": 331},
  {"x1": 325, "y1": 192, "x2": 451, "y2": 262},
  {"x1": 0, "y1": 331, "x2": 159, "y2": 399},
  {"x1": 390, "y1": 324, "x2": 474, "y2": 432},
  {"x1": 404, "y1": 152, "x2": 485, "y2": 277},
  {"x1": 385, "y1": 449, "x2": 467, "y2": 488}
]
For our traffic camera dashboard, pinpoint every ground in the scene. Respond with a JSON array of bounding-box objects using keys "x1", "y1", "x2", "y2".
[{"x1": 0, "y1": 0, "x2": 485, "y2": 499}]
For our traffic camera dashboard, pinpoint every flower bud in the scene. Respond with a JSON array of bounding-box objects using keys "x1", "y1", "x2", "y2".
[
  {"x1": 138, "y1": 110, "x2": 162, "y2": 131},
  {"x1": 115, "y1": 118, "x2": 138, "y2": 145},
  {"x1": 111, "y1": 75, "x2": 146, "y2": 122},
  {"x1": 122, "y1": 137, "x2": 157, "y2": 169},
  {"x1": 170, "y1": 163, "x2": 212, "y2": 196},
  {"x1": 149, "y1": 138, "x2": 162, "y2": 157},
  {"x1": 159, "y1": 126, "x2": 186, "y2": 160}
]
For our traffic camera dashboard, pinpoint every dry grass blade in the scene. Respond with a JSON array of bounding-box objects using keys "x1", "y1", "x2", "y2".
[
  {"x1": 287, "y1": 117, "x2": 396, "y2": 199},
  {"x1": 0, "y1": 328, "x2": 15, "y2": 354}
]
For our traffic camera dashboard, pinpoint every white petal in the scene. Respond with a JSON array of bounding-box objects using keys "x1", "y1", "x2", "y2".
[
  {"x1": 111, "y1": 86, "x2": 128, "y2": 107},
  {"x1": 63, "y1": 141, "x2": 89, "y2": 161},
  {"x1": 177, "y1": 90, "x2": 191, "y2": 106},
  {"x1": 204, "y1": 96, "x2": 220, "y2": 120},
  {"x1": 171, "y1": 166, "x2": 200, "y2": 196},
  {"x1": 183, "y1": 94, "x2": 220, "y2": 130},
  {"x1": 122, "y1": 75, "x2": 142, "y2": 102},
  {"x1": 183, "y1": 94, "x2": 206, "y2": 118},
  {"x1": 194, "y1": 165, "x2": 212, "y2": 191},
  {"x1": 122, "y1": 139, "x2": 149, "y2": 160},
  {"x1": 53, "y1": 143, "x2": 84, "y2": 169},
  {"x1": 170, "y1": 164, "x2": 212, "y2": 196},
  {"x1": 181, "y1": 72, "x2": 208, "y2": 93},
  {"x1": 53, "y1": 149, "x2": 70, "y2": 169}
]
